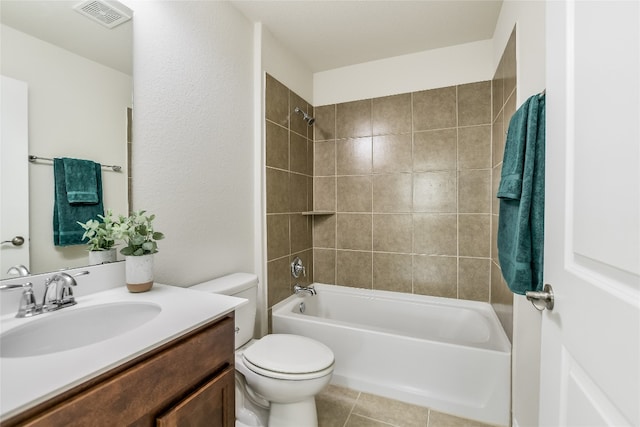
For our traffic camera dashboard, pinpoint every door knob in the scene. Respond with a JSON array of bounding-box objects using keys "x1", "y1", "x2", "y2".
[
  {"x1": 1, "y1": 236, "x2": 25, "y2": 246},
  {"x1": 525, "y1": 284, "x2": 554, "y2": 311}
]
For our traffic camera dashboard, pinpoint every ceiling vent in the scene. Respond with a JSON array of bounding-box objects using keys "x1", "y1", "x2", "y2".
[{"x1": 73, "y1": 0, "x2": 132, "y2": 29}]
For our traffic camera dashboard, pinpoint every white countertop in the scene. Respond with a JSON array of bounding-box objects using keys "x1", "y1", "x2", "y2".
[{"x1": 0, "y1": 284, "x2": 245, "y2": 421}]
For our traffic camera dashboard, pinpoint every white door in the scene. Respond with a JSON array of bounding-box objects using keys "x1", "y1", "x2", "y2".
[
  {"x1": 541, "y1": 1, "x2": 640, "y2": 425},
  {"x1": 1, "y1": 76, "x2": 30, "y2": 278}
]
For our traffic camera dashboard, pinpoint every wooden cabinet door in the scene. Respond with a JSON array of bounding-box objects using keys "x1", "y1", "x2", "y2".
[
  {"x1": 156, "y1": 367, "x2": 235, "y2": 427},
  {"x1": 8, "y1": 317, "x2": 234, "y2": 427}
]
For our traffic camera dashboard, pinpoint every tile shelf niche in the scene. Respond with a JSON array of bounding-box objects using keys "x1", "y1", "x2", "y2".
[{"x1": 301, "y1": 211, "x2": 335, "y2": 216}]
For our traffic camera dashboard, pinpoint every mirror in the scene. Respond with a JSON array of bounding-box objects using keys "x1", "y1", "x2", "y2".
[{"x1": 0, "y1": 1, "x2": 132, "y2": 278}]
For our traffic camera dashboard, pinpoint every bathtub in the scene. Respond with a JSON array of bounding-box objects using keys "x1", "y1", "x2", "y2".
[{"x1": 272, "y1": 284, "x2": 511, "y2": 427}]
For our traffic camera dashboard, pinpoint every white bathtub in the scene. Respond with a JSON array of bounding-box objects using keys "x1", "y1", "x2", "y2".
[{"x1": 272, "y1": 284, "x2": 511, "y2": 427}]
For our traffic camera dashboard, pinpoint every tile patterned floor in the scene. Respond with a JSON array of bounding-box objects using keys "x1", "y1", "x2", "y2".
[{"x1": 316, "y1": 385, "x2": 501, "y2": 427}]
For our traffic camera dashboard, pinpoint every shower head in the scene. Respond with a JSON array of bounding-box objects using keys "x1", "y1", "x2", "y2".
[{"x1": 294, "y1": 107, "x2": 315, "y2": 126}]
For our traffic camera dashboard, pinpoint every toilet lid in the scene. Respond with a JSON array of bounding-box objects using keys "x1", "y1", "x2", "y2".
[{"x1": 242, "y1": 334, "x2": 334, "y2": 375}]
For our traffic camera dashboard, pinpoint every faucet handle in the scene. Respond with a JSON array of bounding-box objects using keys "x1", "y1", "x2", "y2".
[
  {"x1": 0, "y1": 282, "x2": 30, "y2": 291},
  {"x1": 17, "y1": 283, "x2": 39, "y2": 318},
  {"x1": 0, "y1": 282, "x2": 39, "y2": 318},
  {"x1": 291, "y1": 257, "x2": 306, "y2": 279},
  {"x1": 54, "y1": 273, "x2": 80, "y2": 307},
  {"x1": 62, "y1": 270, "x2": 88, "y2": 304},
  {"x1": 71, "y1": 270, "x2": 90, "y2": 278}
]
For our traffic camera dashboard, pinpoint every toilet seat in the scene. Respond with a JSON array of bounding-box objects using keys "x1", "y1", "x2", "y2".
[
  {"x1": 242, "y1": 334, "x2": 334, "y2": 380},
  {"x1": 241, "y1": 357, "x2": 334, "y2": 381}
]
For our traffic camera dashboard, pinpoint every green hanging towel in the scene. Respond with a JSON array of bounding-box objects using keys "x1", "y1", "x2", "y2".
[
  {"x1": 63, "y1": 157, "x2": 100, "y2": 204},
  {"x1": 53, "y1": 158, "x2": 104, "y2": 246},
  {"x1": 497, "y1": 93, "x2": 546, "y2": 295}
]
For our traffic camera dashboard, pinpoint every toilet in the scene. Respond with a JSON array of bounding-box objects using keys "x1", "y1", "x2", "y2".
[{"x1": 190, "y1": 273, "x2": 334, "y2": 427}]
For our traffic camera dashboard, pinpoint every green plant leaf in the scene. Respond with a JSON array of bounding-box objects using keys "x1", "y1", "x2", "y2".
[{"x1": 117, "y1": 209, "x2": 163, "y2": 255}]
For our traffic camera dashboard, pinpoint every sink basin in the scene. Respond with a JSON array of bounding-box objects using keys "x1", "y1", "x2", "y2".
[{"x1": 0, "y1": 302, "x2": 161, "y2": 358}]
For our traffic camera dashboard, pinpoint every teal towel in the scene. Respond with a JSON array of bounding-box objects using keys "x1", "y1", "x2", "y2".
[
  {"x1": 497, "y1": 94, "x2": 546, "y2": 295},
  {"x1": 53, "y1": 158, "x2": 104, "y2": 246},
  {"x1": 63, "y1": 157, "x2": 99, "y2": 204}
]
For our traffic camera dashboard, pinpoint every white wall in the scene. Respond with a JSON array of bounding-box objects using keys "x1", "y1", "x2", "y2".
[
  {"x1": 491, "y1": 1, "x2": 546, "y2": 426},
  {"x1": 313, "y1": 39, "x2": 494, "y2": 106},
  {"x1": 493, "y1": 1, "x2": 546, "y2": 107},
  {"x1": 261, "y1": 26, "x2": 314, "y2": 104},
  {"x1": 1, "y1": 24, "x2": 131, "y2": 274},
  {"x1": 131, "y1": 1, "x2": 255, "y2": 287}
]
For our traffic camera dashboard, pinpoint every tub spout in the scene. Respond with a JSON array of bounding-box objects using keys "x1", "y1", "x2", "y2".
[{"x1": 294, "y1": 284, "x2": 316, "y2": 297}]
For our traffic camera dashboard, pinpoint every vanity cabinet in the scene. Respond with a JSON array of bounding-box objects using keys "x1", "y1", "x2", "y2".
[
  {"x1": 4, "y1": 315, "x2": 235, "y2": 427},
  {"x1": 156, "y1": 367, "x2": 234, "y2": 426}
]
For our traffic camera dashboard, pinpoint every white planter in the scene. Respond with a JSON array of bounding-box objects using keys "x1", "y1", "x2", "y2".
[
  {"x1": 89, "y1": 248, "x2": 117, "y2": 266},
  {"x1": 125, "y1": 254, "x2": 154, "y2": 293}
]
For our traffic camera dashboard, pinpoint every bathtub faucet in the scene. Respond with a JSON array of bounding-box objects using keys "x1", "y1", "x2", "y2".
[{"x1": 294, "y1": 284, "x2": 316, "y2": 297}]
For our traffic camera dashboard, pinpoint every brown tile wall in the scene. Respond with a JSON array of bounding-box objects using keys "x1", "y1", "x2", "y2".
[
  {"x1": 313, "y1": 81, "x2": 494, "y2": 301},
  {"x1": 491, "y1": 28, "x2": 517, "y2": 340},
  {"x1": 265, "y1": 75, "x2": 314, "y2": 319},
  {"x1": 265, "y1": 30, "x2": 517, "y2": 334}
]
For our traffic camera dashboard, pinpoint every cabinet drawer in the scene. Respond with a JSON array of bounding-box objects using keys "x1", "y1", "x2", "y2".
[
  {"x1": 16, "y1": 316, "x2": 234, "y2": 427},
  {"x1": 156, "y1": 367, "x2": 234, "y2": 427}
]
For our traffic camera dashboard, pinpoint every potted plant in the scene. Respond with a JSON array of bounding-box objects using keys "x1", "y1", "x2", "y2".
[
  {"x1": 78, "y1": 209, "x2": 119, "y2": 266},
  {"x1": 117, "y1": 210, "x2": 165, "y2": 293}
]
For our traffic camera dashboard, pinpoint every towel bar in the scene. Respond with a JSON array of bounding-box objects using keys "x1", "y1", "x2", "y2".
[{"x1": 28, "y1": 155, "x2": 122, "y2": 172}]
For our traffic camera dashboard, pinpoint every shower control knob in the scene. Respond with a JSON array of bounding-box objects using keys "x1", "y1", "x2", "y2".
[{"x1": 291, "y1": 256, "x2": 306, "y2": 279}]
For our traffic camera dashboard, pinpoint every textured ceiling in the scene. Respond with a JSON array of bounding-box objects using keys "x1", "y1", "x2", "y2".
[
  {"x1": 230, "y1": 0, "x2": 503, "y2": 72},
  {"x1": 1, "y1": 1, "x2": 503, "y2": 76}
]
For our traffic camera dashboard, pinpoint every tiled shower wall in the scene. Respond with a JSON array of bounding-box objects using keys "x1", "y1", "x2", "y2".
[
  {"x1": 265, "y1": 75, "x2": 314, "y2": 320},
  {"x1": 491, "y1": 28, "x2": 517, "y2": 339},
  {"x1": 312, "y1": 82, "x2": 494, "y2": 301}
]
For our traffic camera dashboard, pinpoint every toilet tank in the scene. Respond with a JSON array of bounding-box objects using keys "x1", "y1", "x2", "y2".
[{"x1": 190, "y1": 273, "x2": 258, "y2": 349}]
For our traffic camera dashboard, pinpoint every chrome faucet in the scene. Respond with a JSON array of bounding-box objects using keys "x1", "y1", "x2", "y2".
[
  {"x1": 42, "y1": 271, "x2": 89, "y2": 312},
  {"x1": 0, "y1": 270, "x2": 89, "y2": 318},
  {"x1": 292, "y1": 257, "x2": 314, "y2": 296},
  {"x1": 0, "y1": 282, "x2": 38, "y2": 317},
  {"x1": 294, "y1": 284, "x2": 316, "y2": 297}
]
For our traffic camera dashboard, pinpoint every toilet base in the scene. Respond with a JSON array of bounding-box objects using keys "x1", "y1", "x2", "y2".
[
  {"x1": 268, "y1": 397, "x2": 318, "y2": 427},
  {"x1": 236, "y1": 375, "x2": 269, "y2": 426}
]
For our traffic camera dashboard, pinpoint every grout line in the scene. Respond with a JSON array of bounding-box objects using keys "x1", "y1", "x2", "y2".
[
  {"x1": 342, "y1": 390, "x2": 361, "y2": 427},
  {"x1": 410, "y1": 91, "x2": 415, "y2": 295},
  {"x1": 489, "y1": 78, "x2": 494, "y2": 304},
  {"x1": 333, "y1": 104, "x2": 338, "y2": 284},
  {"x1": 349, "y1": 415, "x2": 398, "y2": 427},
  {"x1": 455, "y1": 84, "x2": 460, "y2": 299},
  {"x1": 370, "y1": 98, "x2": 374, "y2": 289}
]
